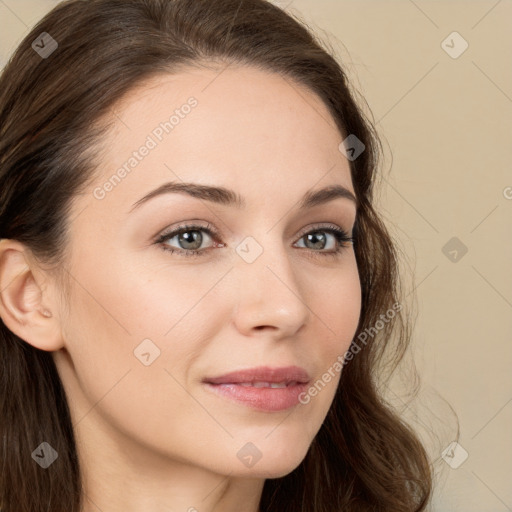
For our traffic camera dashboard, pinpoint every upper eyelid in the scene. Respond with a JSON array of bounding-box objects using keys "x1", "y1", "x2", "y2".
[{"x1": 156, "y1": 223, "x2": 218, "y2": 241}]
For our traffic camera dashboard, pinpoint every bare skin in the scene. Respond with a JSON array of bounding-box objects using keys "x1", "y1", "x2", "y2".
[{"x1": 0, "y1": 64, "x2": 361, "y2": 511}]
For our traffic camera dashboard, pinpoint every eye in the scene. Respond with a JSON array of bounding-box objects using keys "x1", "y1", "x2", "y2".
[
  {"x1": 155, "y1": 223, "x2": 221, "y2": 257},
  {"x1": 293, "y1": 224, "x2": 354, "y2": 258}
]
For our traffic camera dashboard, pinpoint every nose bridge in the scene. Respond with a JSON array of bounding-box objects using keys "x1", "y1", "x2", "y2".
[{"x1": 232, "y1": 233, "x2": 310, "y2": 336}]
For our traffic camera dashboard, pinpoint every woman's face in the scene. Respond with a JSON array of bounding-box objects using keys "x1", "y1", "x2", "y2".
[{"x1": 53, "y1": 65, "x2": 361, "y2": 480}]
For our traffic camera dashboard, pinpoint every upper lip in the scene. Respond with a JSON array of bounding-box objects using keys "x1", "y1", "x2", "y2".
[{"x1": 203, "y1": 365, "x2": 310, "y2": 385}]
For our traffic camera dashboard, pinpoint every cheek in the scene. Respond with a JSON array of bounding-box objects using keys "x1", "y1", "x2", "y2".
[
  {"x1": 308, "y1": 255, "x2": 362, "y2": 350},
  {"x1": 57, "y1": 267, "x2": 214, "y2": 451},
  {"x1": 303, "y1": 257, "x2": 361, "y2": 400},
  {"x1": 60, "y1": 250, "x2": 233, "y2": 397}
]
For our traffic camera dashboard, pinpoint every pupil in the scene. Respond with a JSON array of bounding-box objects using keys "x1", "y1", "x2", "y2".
[
  {"x1": 307, "y1": 231, "x2": 326, "y2": 250},
  {"x1": 179, "y1": 231, "x2": 202, "y2": 250}
]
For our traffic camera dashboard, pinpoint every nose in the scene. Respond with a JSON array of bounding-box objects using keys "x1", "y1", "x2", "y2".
[{"x1": 231, "y1": 241, "x2": 311, "y2": 339}]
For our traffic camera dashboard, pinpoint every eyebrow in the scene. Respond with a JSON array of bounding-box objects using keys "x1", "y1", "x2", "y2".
[{"x1": 129, "y1": 181, "x2": 358, "y2": 212}]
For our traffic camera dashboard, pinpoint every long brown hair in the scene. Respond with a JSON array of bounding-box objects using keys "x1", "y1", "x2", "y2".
[{"x1": 0, "y1": 0, "x2": 434, "y2": 510}]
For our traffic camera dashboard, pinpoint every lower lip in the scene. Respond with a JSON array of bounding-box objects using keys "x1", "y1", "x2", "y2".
[{"x1": 203, "y1": 382, "x2": 309, "y2": 412}]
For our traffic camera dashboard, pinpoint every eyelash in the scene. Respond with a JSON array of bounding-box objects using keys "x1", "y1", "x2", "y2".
[{"x1": 154, "y1": 222, "x2": 354, "y2": 260}]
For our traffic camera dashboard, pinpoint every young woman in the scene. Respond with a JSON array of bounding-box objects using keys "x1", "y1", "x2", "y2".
[{"x1": 0, "y1": 0, "x2": 433, "y2": 510}]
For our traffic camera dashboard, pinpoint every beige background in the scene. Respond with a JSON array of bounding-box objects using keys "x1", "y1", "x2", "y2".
[{"x1": 1, "y1": 1, "x2": 511, "y2": 510}]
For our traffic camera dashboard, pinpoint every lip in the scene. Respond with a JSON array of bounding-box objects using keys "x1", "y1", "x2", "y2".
[
  {"x1": 204, "y1": 365, "x2": 310, "y2": 385},
  {"x1": 202, "y1": 365, "x2": 311, "y2": 412}
]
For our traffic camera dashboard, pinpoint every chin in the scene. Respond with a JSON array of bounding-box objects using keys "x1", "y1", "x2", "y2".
[
  {"x1": 246, "y1": 461, "x2": 305, "y2": 479},
  {"x1": 233, "y1": 440, "x2": 311, "y2": 479}
]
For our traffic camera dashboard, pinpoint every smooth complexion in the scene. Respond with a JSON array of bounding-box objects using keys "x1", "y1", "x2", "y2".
[{"x1": 0, "y1": 65, "x2": 361, "y2": 511}]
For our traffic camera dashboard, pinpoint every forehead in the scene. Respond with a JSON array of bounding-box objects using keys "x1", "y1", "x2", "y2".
[{"x1": 84, "y1": 64, "x2": 354, "y2": 213}]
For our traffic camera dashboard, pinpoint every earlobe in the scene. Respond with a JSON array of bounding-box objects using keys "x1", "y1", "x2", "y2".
[{"x1": 0, "y1": 239, "x2": 63, "y2": 351}]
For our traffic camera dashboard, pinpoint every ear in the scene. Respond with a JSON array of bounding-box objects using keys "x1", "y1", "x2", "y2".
[{"x1": 0, "y1": 239, "x2": 63, "y2": 351}]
